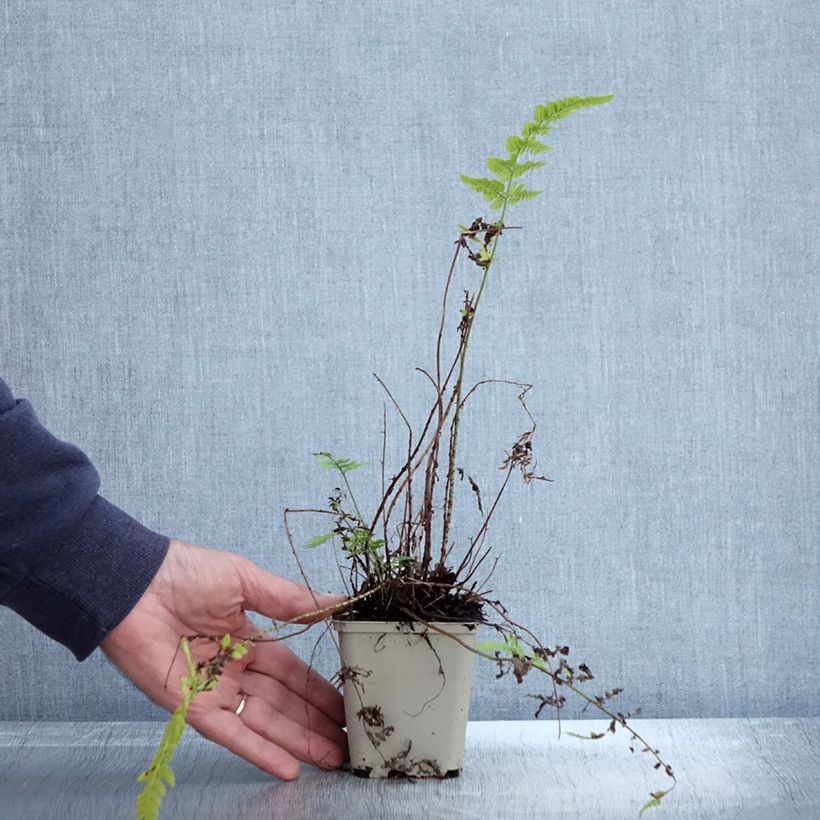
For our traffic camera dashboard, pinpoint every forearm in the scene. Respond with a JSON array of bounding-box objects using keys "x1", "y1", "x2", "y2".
[{"x1": 0, "y1": 377, "x2": 169, "y2": 660}]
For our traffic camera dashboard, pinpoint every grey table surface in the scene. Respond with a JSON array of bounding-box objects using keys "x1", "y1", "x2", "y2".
[{"x1": 1, "y1": 718, "x2": 818, "y2": 819}]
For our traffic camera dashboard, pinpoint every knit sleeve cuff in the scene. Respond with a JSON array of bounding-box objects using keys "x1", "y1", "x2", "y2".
[{"x1": 1, "y1": 495, "x2": 170, "y2": 661}]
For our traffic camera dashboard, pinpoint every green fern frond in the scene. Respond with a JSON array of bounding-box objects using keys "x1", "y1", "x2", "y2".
[
  {"x1": 312, "y1": 452, "x2": 367, "y2": 474},
  {"x1": 305, "y1": 532, "x2": 334, "y2": 549},
  {"x1": 639, "y1": 789, "x2": 670, "y2": 816},
  {"x1": 463, "y1": 94, "x2": 613, "y2": 211},
  {"x1": 135, "y1": 702, "x2": 189, "y2": 819},
  {"x1": 135, "y1": 638, "x2": 200, "y2": 820}
]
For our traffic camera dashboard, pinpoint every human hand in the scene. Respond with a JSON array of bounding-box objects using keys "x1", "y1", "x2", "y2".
[{"x1": 100, "y1": 538, "x2": 347, "y2": 780}]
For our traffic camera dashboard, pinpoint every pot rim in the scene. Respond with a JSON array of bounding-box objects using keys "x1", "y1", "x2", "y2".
[{"x1": 332, "y1": 618, "x2": 479, "y2": 634}]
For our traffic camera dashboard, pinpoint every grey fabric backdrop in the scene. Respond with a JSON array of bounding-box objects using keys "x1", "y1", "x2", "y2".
[{"x1": 0, "y1": 1, "x2": 817, "y2": 723}]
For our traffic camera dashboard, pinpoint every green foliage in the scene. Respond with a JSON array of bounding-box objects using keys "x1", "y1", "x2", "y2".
[
  {"x1": 476, "y1": 632, "x2": 527, "y2": 658},
  {"x1": 230, "y1": 643, "x2": 248, "y2": 660},
  {"x1": 304, "y1": 528, "x2": 385, "y2": 554},
  {"x1": 459, "y1": 175, "x2": 507, "y2": 208},
  {"x1": 475, "y1": 641, "x2": 510, "y2": 654},
  {"x1": 308, "y1": 450, "x2": 390, "y2": 582},
  {"x1": 313, "y1": 452, "x2": 367, "y2": 474},
  {"x1": 639, "y1": 790, "x2": 670, "y2": 816},
  {"x1": 506, "y1": 181, "x2": 542, "y2": 205},
  {"x1": 345, "y1": 527, "x2": 385, "y2": 556},
  {"x1": 135, "y1": 638, "x2": 198, "y2": 820},
  {"x1": 530, "y1": 653, "x2": 547, "y2": 671},
  {"x1": 136, "y1": 635, "x2": 250, "y2": 819},
  {"x1": 305, "y1": 532, "x2": 334, "y2": 549},
  {"x1": 461, "y1": 94, "x2": 614, "y2": 210},
  {"x1": 135, "y1": 708, "x2": 183, "y2": 819}
]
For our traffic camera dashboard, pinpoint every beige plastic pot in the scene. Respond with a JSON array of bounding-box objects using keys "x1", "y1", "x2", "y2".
[{"x1": 332, "y1": 619, "x2": 478, "y2": 778}]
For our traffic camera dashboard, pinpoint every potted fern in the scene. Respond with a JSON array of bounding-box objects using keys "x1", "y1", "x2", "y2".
[{"x1": 136, "y1": 95, "x2": 677, "y2": 819}]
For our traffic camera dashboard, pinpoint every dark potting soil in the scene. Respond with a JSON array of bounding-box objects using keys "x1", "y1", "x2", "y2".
[
  {"x1": 351, "y1": 766, "x2": 461, "y2": 779},
  {"x1": 341, "y1": 572, "x2": 486, "y2": 624}
]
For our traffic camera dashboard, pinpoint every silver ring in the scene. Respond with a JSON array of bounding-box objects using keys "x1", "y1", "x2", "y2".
[{"x1": 234, "y1": 692, "x2": 248, "y2": 716}]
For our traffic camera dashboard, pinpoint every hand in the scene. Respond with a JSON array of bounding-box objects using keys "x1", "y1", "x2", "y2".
[{"x1": 100, "y1": 538, "x2": 347, "y2": 780}]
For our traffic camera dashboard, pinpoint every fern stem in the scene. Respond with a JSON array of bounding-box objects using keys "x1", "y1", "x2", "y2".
[{"x1": 439, "y1": 168, "x2": 516, "y2": 562}]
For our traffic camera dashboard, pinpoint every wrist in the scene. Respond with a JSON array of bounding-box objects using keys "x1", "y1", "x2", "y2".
[{"x1": 2, "y1": 497, "x2": 170, "y2": 661}]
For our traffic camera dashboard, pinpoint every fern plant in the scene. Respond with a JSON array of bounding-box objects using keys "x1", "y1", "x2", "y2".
[
  {"x1": 135, "y1": 634, "x2": 250, "y2": 819},
  {"x1": 136, "y1": 96, "x2": 677, "y2": 820}
]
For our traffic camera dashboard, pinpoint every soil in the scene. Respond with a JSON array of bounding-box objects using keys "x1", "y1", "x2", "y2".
[
  {"x1": 341, "y1": 571, "x2": 485, "y2": 624},
  {"x1": 351, "y1": 766, "x2": 460, "y2": 779}
]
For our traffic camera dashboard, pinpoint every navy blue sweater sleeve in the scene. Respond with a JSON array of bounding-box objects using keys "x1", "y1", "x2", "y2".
[{"x1": 0, "y1": 378, "x2": 170, "y2": 661}]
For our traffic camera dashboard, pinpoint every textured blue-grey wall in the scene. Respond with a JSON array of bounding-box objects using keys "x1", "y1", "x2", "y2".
[{"x1": 0, "y1": 1, "x2": 817, "y2": 722}]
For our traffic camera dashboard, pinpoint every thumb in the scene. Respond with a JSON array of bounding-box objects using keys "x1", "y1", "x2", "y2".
[{"x1": 237, "y1": 558, "x2": 347, "y2": 623}]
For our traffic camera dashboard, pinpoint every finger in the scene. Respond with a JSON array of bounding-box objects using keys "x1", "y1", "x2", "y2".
[
  {"x1": 237, "y1": 559, "x2": 346, "y2": 623},
  {"x1": 190, "y1": 709, "x2": 301, "y2": 781},
  {"x1": 248, "y1": 640, "x2": 345, "y2": 725},
  {"x1": 239, "y1": 692, "x2": 346, "y2": 770},
  {"x1": 241, "y1": 668, "x2": 347, "y2": 750},
  {"x1": 233, "y1": 616, "x2": 344, "y2": 727}
]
